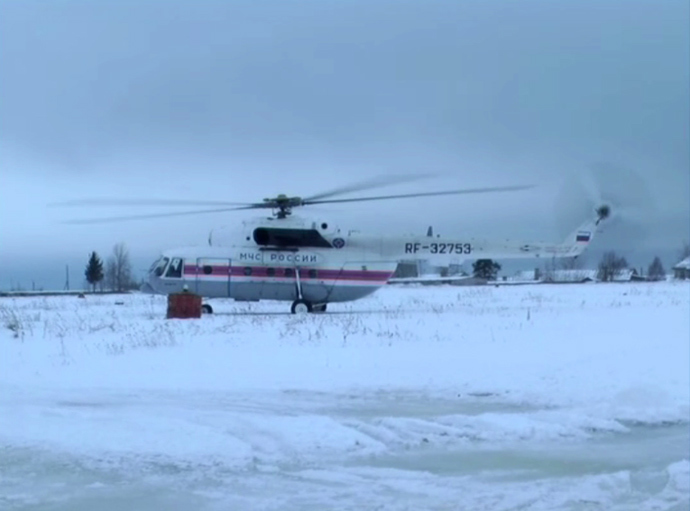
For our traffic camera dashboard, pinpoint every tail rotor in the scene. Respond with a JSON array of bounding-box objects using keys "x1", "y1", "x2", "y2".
[{"x1": 555, "y1": 162, "x2": 657, "y2": 248}]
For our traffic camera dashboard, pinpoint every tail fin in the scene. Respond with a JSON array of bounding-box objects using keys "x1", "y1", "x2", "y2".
[
  {"x1": 563, "y1": 220, "x2": 597, "y2": 251},
  {"x1": 560, "y1": 205, "x2": 609, "y2": 256}
]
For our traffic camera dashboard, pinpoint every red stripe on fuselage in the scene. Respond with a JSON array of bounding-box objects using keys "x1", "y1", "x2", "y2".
[{"x1": 181, "y1": 264, "x2": 393, "y2": 281}]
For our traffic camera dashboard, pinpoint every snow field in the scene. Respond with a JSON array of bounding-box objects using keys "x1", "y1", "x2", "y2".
[{"x1": 0, "y1": 282, "x2": 688, "y2": 510}]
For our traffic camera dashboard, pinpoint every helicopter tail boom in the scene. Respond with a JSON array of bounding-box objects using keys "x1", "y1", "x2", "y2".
[{"x1": 385, "y1": 206, "x2": 608, "y2": 264}]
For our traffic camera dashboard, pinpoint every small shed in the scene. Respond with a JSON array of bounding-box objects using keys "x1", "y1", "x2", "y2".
[
  {"x1": 545, "y1": 269, "x2": 599, "y2": 283},
  {"x1": 673, "y1": 257, "x2": 690, "y2": 280},
  {"x1": 612, "y1": 268, "x2": 644, "y2": 282}
]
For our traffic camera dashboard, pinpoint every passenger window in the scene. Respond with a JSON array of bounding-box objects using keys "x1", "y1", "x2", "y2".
[
  {"x1": 165, "y1": 258, "x2": 183, "y2": 278},
  {"x1": 203, "y1": 265, "x2": 212, "y2": 275},
  {"x1": 244, "y1": 267, "x2": 252, "y2": 276},
  {"x1": 308, "y1": 269, "x2": 317, "y2": 279},
  {"x1": 267, "y1": 267, "x2": 275, "y2": 277},
  {"x1": 284, "y1": 268, "x2": 294, "y2": 277}
]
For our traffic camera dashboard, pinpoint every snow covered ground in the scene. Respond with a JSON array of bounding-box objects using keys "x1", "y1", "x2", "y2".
[{"x1": 1, "y1": 282, "x2": 688, "y2": 510}]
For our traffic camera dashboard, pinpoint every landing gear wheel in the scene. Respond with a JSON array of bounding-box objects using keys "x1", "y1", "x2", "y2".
[
  {"x1": 313, "y1": 303, "x2": 327, "y2": 313},
  {"x1": 291, "y1": 299, "x2": 312, "y2": 314},
  {"x1": 201, "y1": 304, "x2": 213, "y2": 314}
]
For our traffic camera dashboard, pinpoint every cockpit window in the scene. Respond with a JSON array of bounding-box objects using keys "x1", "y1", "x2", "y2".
[
  {"x1": 165, "y1": 257, "x2": 183, "y2": 278},
  {"x1": 152, "y1": 257, "x2": 169, "y2": 277}
]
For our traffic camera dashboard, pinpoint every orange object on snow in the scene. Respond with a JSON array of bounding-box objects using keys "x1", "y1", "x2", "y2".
[{"x1": 166, "y1": 291, "x2": 202, "y2": 319}]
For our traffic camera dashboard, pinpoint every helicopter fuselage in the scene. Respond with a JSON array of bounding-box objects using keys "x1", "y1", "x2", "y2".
[
  {"x1": 142, "y1": 212, "x2": 604, "y2": 312},
  {"x1": 145, "y1": 244, "x2": 398, "y2": 305},
  {"x1": 52, "y1": 174, "x2": 610, "y2": 313}
]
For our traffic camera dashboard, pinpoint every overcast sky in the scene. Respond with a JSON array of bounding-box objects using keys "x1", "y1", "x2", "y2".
[{"x1": 1, "y1": 0, "x2": 688, "y2": 289}]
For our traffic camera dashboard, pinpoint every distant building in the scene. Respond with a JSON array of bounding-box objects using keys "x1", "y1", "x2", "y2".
[
  {"x1": 393, "y1": 258, "x2": 464, "y2": 279},
  {"x1": 611, "y1": 268, "x2": 646, "y2": 282},
  {"x1": 509, "y1": 268, "x2": 647, "y2": 284},
  {"x1": 392, "y1": 261, "x2": 419, "y2": 279},
  {"x1": 547, "y1": 269, "x2": 599, "y2": 283},
  {"x1": 512, "y1": 269, "x2": 597, "y2": 283},
  {"x1": 513, "y1": 270, "x2": 541, "y2": 282},
  {"x1": 673, "y1": 257, "x2": 690, "y2": 280},
  {"x1": 447, "y1": 263, "x2": 464, "y2": 276},
  {"x1": 416, "y1": 259, "x2": 445, "y2": 277}
]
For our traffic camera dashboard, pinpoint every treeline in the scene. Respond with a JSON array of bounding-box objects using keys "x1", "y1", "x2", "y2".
[
  {"x1": 394, "y1": 241, "x2": 690, "y2": 282},
  {"x1": 592, "y1": 241, "x2": 689, "y2": 282},
  {"x1": 85, "y1": 243, "x2": 140, "y2": 292}
]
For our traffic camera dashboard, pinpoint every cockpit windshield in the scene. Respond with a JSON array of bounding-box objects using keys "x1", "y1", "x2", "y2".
[
  {"x1": 165, "y1": 257, "x2": 183, "y2": 278},
  {"x1": 151, "y1": 257, "x2": 169, "y2": 277}
]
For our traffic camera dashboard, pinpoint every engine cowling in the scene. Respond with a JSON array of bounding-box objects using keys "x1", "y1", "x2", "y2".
[{"x1": 252, "y1": 227, "x2": 333, "y2": 248}]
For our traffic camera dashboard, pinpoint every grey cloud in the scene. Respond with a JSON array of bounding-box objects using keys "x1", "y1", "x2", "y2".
[
  {"x1": 0, "y1": 0, "x2": 688, "y2": 290},
  {"x1": 2, "y1": 1, "x2": 687, "y2": 164}
]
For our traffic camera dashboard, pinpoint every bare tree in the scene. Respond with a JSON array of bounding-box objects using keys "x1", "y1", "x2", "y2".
[
  {"x1": 105, "y1": 258, "x2": 117, "y2": 291},
  {"x1": 597, "y1": 251, "x2": 629, "y2": 282},
  {"x1": 105, "y1": 243, "x2": 133, "y2": 292},
  {"x1": 647, "y1": 256, "x2": 666, "y2": 281}
]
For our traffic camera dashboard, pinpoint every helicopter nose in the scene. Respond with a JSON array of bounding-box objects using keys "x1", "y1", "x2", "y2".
[{"x1": 140, "y1": 281, "x2": 156, "y2": 294}]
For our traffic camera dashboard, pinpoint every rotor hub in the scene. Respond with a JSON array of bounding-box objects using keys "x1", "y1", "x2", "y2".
[{"x1": 263, "y1": 195, "x2": 304, "y2": 218}]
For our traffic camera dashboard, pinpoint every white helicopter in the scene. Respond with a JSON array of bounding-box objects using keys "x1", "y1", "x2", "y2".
[{"x1": 57, "y1": 176, "x2": 610, "y2": 314}]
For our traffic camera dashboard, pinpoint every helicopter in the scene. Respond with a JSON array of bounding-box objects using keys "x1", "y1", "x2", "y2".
[{"x1": 55, "y1": 176, "x2": 610, "y2": 314}]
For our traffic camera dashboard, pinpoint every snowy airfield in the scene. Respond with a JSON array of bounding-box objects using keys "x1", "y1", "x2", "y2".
[{"x1": 1, "y1": 282, "x2": 688, "y2": 510}]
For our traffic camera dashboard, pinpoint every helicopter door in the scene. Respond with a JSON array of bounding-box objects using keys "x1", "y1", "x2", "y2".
[{"x1": 195, "y1": 257, "x2": 232, "y2": 298}]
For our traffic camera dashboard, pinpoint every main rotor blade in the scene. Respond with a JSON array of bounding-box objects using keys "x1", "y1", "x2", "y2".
[
  {"x1": 304, "y1": 184, "x2": 535, "y2": 205},
  {"x1": 49, "y1": 198, "x2": 256, "y2": 207},
  {"x1": 303, "y1": 173, "x2": 437, "y2": 202},
  {"x1": 61, "y1": 205, "x2": 260, "y2": 224}
]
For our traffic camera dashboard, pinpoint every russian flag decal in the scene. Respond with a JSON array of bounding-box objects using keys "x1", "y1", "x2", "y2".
[{"x1": 576, "y1": 231, "x2": 591, "y2": 242}]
